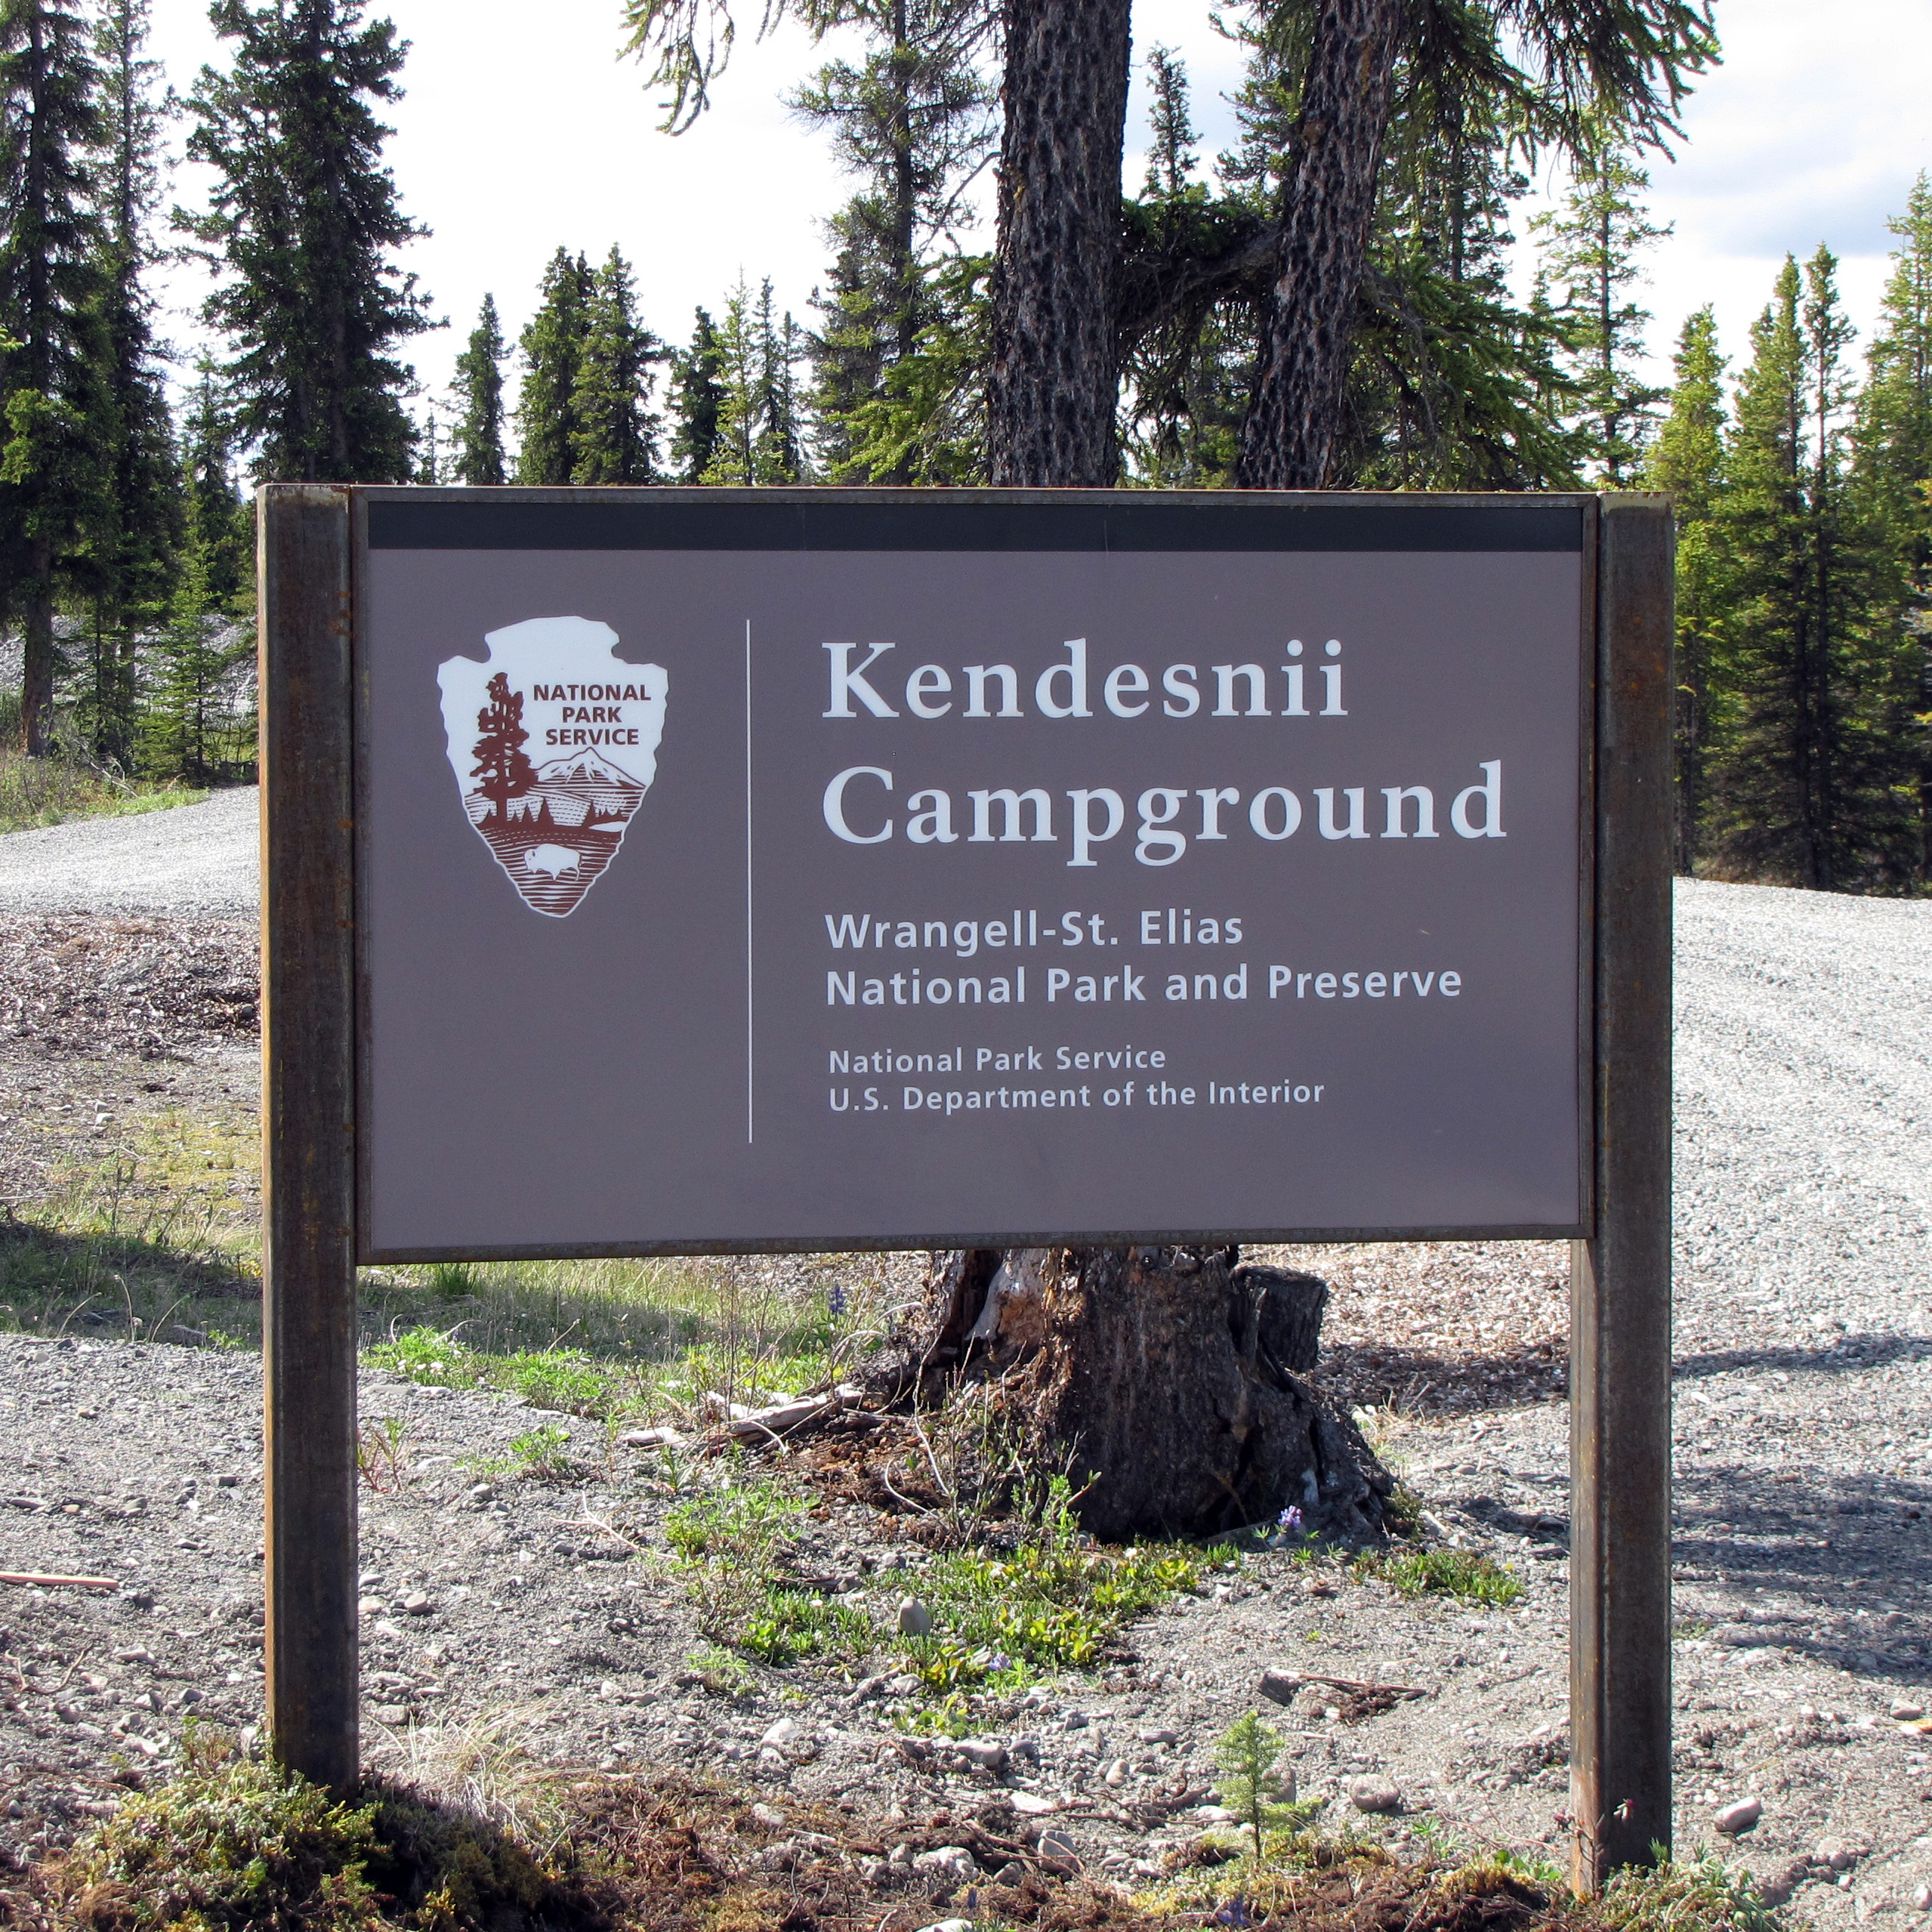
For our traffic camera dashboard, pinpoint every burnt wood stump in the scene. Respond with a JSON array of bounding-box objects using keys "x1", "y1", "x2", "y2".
[{"x1": 927, "y1": 1245, "x2": 1391, "y2": 1544}]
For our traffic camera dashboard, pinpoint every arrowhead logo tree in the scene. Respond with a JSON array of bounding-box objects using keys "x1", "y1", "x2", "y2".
[
  {"x1": 437, "y1": 616, "x2": 668, "y2": 917},
  {"x1": 471, "y1": 672, "x2": 538, "y2": 818}
]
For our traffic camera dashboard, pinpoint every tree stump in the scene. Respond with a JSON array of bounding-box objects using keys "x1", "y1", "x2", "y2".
[{"x1": 924, "y1": 1245, "x2": 1392, "y2": 1544}]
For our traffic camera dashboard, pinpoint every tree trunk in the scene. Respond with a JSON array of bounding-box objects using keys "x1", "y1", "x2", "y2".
[
  {"x1": 1236, "y1": 0, "x2": 1402, "y2": 489},
  {"x1": 20, "y1": 547, "x2": 56, "y2": 758},
  {"x1": 986, "y1": 0, "x2": 1132, "y2": 487},
  {"x1": 974, "y1": 0, "x2": 1395, "y2": 1545},
  {"x1": 927, "y1": 1245, "x2": 1391, "y2": 1543}
]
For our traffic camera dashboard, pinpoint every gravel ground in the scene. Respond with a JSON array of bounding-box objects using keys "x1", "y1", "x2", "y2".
[
  {"x1": 0, "y1": 789, "x2": 258, "y2": 918},
  {"x1": 0, "y1": 850, "x2": 1929, "y2": 1919}
]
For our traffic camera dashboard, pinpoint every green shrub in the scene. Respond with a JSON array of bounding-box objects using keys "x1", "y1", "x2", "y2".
[
  {"x1": 1594, "y1": 1854, "x2": 1787, "y2": 1932},
  {"x1": 57, "y1": 1739, "x2": 387, "y2": 1930},
  {"x1": 51, "y1": 1728, "x2": 580, "y2": 1930},
  {"x1": 664, "y1": 1477, "x2": 813, "y2": 1647}
]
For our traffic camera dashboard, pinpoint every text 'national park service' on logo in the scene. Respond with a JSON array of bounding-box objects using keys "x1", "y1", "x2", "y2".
[{"x1": 436, "y1": 616, "x2": 668, "y2": 918}]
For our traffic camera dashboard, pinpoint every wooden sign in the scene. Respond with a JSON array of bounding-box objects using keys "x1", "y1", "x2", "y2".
[
  {"x1": 258, "y1": 488, "x2": 1672, "y2": 1890},
  {"x1": 355, "y1": 492, "x2": 1591, "y2": 1256}
]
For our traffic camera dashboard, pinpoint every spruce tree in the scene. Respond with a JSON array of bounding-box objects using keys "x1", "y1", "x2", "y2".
[
  {"x1": 179, "y1": 362, "x2": 252, "y2": 615},
  {"x1": 147, "y1": 373, "x2": 252, "y2": 782},
  {"x1": 669, "y1": 306, "x2": 724, "y2": 482},
  {"x1": 145, "y1": 528, "x2": 243, "y2": 782},
  {"x1": 1122, "y1": 27, "x2": 1580, "y2": 493},
  {"x1": 76, "y1": 0, "x2": 177, "y2": 768},
  {"x1": 1141, "y1": 43, "x2": 1196, "y2": 199},
  {"x1": 1714, "y1": 252, "x2": 1899, "y2": 887},
  {"x1": 0, "y1": 0, "x2": 105, "y2": 755},
  {"x1": 1852, "y1": 174, "x2": 1932, "y2": 884},
  {"x1": 702, "y1": 278, "x2": 805, "y2": 485},
  {"x1": 1341, "y1": 79, "x2": 1582, "y2": 489},
  {"x1": 449, "y1": 293, "x2": 506, "y2": 485},
  {"x1": 515, "y1": 248, "x2": 592, "y2": 484},
  {"x1": 413, "y1": 400, "x2": 440, "y2": 483},
  {"x1": 792, "y1": 0, "x2": 992, "y2": 482},
  {"x1": 570, "y1": 245, "x2": 661, "y2": 483},
  {"x1": 702, "y1": 280, "x2": 760, "y2": 485},
  {"x1": 1119, "y1": 46, "x2": 1247, "y2": 486},
  {"x1": 182, "y1": 0, "x2": 433, "y2": 485},
  {"x1": 1532, "y1": 140, "x2": 1670, "y2": 483},
  {"x1": 834, "y1": 249, "x2": 989, "y2": 484},
  {"x1": 1644, "y1": 307, "x2": 1729, "y2": 871},
  {"x1": 756, "y1": 286, "x2": 806, "y2": 483}
]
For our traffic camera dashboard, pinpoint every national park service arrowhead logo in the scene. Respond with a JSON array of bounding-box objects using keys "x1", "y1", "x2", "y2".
[{"x1": 437, "y1": 616, "x2": 667, "y2": 918}]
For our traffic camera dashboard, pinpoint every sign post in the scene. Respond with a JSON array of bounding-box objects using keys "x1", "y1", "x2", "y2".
[
  {"x1": 260, "y1": 485, "x2": 359, "y2": 1793},
  {"x1": 258, "y1": 486, "x2": 1671, "y2": 1877},
  {"x1": 1571, "y1": 496, "x2": 1675, "y2": 1887}
]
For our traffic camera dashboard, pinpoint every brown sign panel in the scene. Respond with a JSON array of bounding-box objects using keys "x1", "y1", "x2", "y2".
[{"x1": 354, "y1": 490, "x2": 1592, "y2": 1258}]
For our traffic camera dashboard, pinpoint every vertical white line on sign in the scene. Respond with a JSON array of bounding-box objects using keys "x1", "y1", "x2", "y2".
[{"x1": 745, "y1": 619, "x2": 755, "y2": 1145}]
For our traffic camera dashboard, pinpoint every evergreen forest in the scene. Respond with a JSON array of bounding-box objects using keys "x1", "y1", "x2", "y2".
[{"x1": 1, "y1": 0, "x2": 1927, "y2": 889}]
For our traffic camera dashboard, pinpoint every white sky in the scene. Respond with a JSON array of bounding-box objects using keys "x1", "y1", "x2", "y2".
[{"x1": 144, "y1": 0, "x2": 1931, "y2": 421}]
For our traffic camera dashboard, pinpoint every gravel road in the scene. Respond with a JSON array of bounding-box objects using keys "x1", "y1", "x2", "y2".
[
  {"x1": 0, "y1": 787, "x2": 258, "y2": 918},
  {"x1": 1, "y1": 821, "x2": 1929, "y2": 1918}
]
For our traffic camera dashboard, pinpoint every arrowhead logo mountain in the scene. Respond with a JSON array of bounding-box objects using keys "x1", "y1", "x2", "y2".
[{"x1": 437, "y1": 616, "x2": 668, "y2": 918}]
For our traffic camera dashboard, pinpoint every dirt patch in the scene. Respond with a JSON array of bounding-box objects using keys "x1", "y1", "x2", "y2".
[{"x1": 0, "y1": 918, "x2": 257, "y2": 1063}]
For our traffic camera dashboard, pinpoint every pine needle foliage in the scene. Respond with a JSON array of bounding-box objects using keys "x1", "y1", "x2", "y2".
[
  {"x1": 1213, "y1": 1710, "x2": 1306, "y2": 1864},
  {"x1": 569, "y1": 245, "x2": 662, "y2": 483},
  {"x1": 449, "y1": 293, "x2": 506, "y2": 486},
  {"x1": 0, "y1": 0, "x2": 107, "y2": 753},
  {"x1": 514, "y1": 247, "x2": 592, "y2": 485},
  {"x1": 181, "y1": 0, "x2": 434, "y2": 485},
  {"x1": 1644, "y1": 305, "x2": 1729, "y2": 872}
]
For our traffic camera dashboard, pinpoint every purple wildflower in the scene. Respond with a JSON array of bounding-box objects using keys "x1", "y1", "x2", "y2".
[{"x1": 1278, "y1": 1505, "x2": 1304, "y2": 1532}]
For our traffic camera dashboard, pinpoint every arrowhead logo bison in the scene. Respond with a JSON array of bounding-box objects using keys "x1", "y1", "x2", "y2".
[{"x1": 437, "y1": 616, "x2": 668, "y2": 918}]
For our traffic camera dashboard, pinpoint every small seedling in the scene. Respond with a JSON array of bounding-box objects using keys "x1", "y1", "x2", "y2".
[
  {"x1": 686, "y1": 1645, "x2": 755, "y2": 1698},
  {"x1": 1213, "y1": 1711, "x2": 1316, "y2": 1864},
  {"x1": 508, "y1": 1424, "x2": 578, "y2": 1482},
  {"x1": 354, "y1": 1415, "x2": 412, "y2": 1492}
]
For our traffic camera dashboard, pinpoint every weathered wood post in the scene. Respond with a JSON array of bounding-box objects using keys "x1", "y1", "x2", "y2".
[
  {"x1": 1571, "y1": 492, "x2": 1675, "y2": 1887},
  {"x1": 258, "y1": 485, "x2": 360, "y2": 1793}
]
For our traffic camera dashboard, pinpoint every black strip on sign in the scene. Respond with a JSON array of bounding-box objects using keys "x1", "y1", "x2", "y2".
[{"x1": 366, "y1": 495, "x2": 1585, "y2": 554}]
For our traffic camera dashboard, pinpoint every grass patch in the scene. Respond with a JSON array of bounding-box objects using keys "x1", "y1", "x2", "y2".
[
  {"x1": 661, "y1": 1465, "x2": 1212, "y2": 1693},
  {"x1": 361, "y1": 1327, "x2": 643, "y2": 1421},
  {"x1": 663, "y1": 1477, "x2": 863, "y2": 1664},
  {"x1": 2, "y1": 1110, "x2": 884, "y2": 1416},
  {"x1": 0, "y1": 745, "x2": 211, "y2": 835},
  {"x1": 1359, "y1": 1546, "x2": 1523, "y2": 1606},
  {"x1": 0, "y1": 1108, "x2": 262, "y2": 1345},
  {"x1": 900, "y1": 1504, "x2": 1212, "y2": 1692},
  {"x1": 357, "y1": 1253, "x2": 870, "y2": 1424}
]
